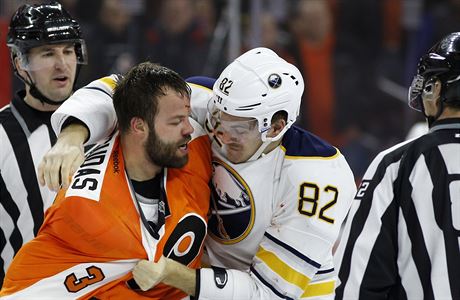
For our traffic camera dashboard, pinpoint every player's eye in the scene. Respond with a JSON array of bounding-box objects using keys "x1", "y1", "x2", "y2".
[{"x1": 64, "y1": 49, "x2": 75, "y2": 55}]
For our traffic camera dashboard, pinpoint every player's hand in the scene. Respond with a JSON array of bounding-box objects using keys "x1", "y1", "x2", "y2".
[
  {"x1": 133, "y1": 256, "x2": 168, "y2": 291},
  {"x1": 38, "y1": 123, "x2": 88, "y2": 191}
]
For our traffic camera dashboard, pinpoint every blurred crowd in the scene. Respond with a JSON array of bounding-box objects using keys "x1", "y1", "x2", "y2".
[{"x1": 1, "y1": 0, "x2": 459, "y2": 181}]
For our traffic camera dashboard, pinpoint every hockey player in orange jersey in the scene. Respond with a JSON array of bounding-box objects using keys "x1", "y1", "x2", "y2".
[{"x1": 0, "y1": 62, "x2": 211, "y2": 299}]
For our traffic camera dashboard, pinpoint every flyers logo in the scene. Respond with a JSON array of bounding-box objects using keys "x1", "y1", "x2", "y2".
[
  {"x1": 64, "y1": 266, "x2": 105, "y2": 293},
  {"x1": 163, "y1": 213, "x2": 207, "y2": 265}
]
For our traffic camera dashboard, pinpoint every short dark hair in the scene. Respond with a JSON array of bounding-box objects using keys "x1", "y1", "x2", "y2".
[
  {"x1": 113, "y1": 62, "x2": 191, "y2": 133},
  {"x1": 271, "y1": 110, "x2": 288, "y2": 124}
]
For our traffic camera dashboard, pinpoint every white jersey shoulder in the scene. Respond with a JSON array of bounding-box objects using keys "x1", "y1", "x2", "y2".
[{"x1": 189, "y1": 82, "x2": 213, "y2": 127}]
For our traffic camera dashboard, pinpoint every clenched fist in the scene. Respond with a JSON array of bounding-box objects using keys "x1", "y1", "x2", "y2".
[
  {"x1": 132, "y1": 255, "x2": 196, "y2": 295},
  {"x1": 38, "y1": 123, "x2": 88, "y2": 191},
  {"x1": 133, "y1": 256, "x2": 168, "y2": 291}
]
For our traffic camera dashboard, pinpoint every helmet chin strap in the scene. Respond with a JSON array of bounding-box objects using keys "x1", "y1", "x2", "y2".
[
  {"x1": 20, "y1": 70, "x2": 66, "y2": 105},
  {"x1": 246, "y1": 140, "x2": 272, "y2": 162},
  {"x1": 30, "y1": 84, "x2": 67, "y2": 105},
  {"x1": 246, "y1": 120, "x2": 292, "y2": 162}
]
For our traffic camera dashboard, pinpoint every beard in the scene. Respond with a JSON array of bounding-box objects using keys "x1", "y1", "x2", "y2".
[{"x1": 145, "y1": 127, "x2": 191, "y2": 169}]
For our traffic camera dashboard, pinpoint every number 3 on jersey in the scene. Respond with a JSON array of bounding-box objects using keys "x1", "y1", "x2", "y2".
[
  {"x1": 64, "y1": 266, "x2": 105, "y2": 293},
  {"x1": 63, "y1": 214, "x2": 206, "y2": 293},
  {"x1": 297, "y1": 182, "x2": 338, "y2": 224}
]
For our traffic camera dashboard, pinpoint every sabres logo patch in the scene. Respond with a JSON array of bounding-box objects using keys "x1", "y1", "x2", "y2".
[{"x1": 208, "y1": 159, "x2": 255, "y2": 244}]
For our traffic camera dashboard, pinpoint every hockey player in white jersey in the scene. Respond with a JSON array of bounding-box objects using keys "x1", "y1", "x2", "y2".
[{"x1": 40, "y1": 48, "x2": 356, "y2": 299}]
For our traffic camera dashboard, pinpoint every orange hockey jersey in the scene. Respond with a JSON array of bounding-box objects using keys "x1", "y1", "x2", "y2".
[{"x1": 0, "y1": 128, "x2": 211, "y2": 299}]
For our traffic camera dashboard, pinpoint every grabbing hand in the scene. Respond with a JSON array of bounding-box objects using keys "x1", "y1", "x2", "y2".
[
  {"x1": 38, "y1": 123, "x2": 88, "y2": 191},
  {"x1": 133, "y1": 256, "x2": 168, "y2": 292}
]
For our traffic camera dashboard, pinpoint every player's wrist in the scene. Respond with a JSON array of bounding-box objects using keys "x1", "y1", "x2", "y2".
[
  {"x1": 60, "y1": 117, "x2": 89, "y2": 144},
  {"x1": 162, "y1": 257, "x2": 197, "y2": 296}
]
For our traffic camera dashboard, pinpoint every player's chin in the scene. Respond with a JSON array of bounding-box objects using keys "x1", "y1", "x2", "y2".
[
  {"x1": 171, "y1": 153, "x2": 189, "y2": 168},
  {"x1": 225, "y1": 151, "x2": 245, "y2": 164}
]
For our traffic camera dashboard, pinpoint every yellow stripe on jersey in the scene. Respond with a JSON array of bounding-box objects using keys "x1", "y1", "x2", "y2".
[
  {"x1": 256, "y1": 246, "x2": 311, "y2": 290},
  {"x1": 99, "y1": 76, "x2": 117, "y2": 89},
  {"x1": 301, "y1": 280, "x2": 335, "y2": 298}
]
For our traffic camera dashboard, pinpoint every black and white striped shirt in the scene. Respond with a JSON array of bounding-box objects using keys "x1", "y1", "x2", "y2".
[
  {"x1": 0, "y1": 91, "x2": 57, "y2": 287},
  {"x1": 335, "y1": 118, "x2": 460, "y2": 300}
]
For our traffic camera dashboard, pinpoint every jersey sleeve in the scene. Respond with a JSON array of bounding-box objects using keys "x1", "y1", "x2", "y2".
[
  {"x1": 51, "y1": 76, "x2": 212, "y2": 145},
  {"x1": 197, "y1": 153, "x2": 357, "y2": 299},
  {"x1": 51, "y1": 75, "x2": 119, "y2": 144}
]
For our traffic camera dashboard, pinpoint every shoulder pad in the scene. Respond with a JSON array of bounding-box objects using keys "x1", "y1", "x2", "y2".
[
  {"x1": 186, "y1": 76, "x2": 216, "y2": 90},
  {"x1": 282, "y1": 126, "x2": 338, "y2": 158}
]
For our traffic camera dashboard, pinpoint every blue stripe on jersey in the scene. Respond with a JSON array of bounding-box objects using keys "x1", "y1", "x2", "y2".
[
  {"x1": 282, "y1": 125, "x2": 337, "y2": 158},
  {"x1": 251, "y1": 266, "x2": 295, "y2": 300},
  {"x1": 317, "y1": 268, "x2": 334, "y2": 274},
  {"x1": 84, "y1": 86, "x2": 112, "y2": 98},
  {"x1": 265, "y1": 232, "x2": 321, "y2": 268},
  {"x1": 186, "y1": 76, "x2": 216, "y2": 90}
]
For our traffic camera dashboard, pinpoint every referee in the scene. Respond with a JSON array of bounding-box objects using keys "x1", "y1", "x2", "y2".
[
  {"x1": 0, "y1": 2, "x2": 87, "y2": 287},
  {"x1": 335, "y1": 32, "x2": 460, "y2": 300}
]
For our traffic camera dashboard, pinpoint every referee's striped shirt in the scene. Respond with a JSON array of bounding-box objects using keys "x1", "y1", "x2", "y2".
[
  {"x1": 0, "y1": 91, "x2": 57, "y2": 287},
  {"x1": 334, "y1": 118, "x2": 460, "y2": 300}
]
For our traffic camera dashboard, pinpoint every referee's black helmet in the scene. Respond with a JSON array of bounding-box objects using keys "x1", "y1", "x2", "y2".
[
  {"x1": 409, "y1": 32, "x2": 460, "y2": 111},
  {"x1": 6, "y1": 1, "x2": 87, "y2": 66}
]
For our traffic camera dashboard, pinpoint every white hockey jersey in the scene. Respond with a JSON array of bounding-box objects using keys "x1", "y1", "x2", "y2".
[{"x1": 51, "y1": 76, "x2": 357, "y2": 299}]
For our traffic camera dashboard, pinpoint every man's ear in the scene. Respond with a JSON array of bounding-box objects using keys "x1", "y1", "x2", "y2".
[
  {"x1": 130, "y1": 117, "x2": 147, "y2": 134},
  {"x1": 423, "y1": 79, "x2": 442, "y2": 102},
  {"x1": 266, "y1": 118, "x2": 286, "y2": 138},
  {"x1": 433, "y1": 80, "x2": 442, "y2": 104},
  {"x1": 14, "y1": 56, "x2": 27, "y2": 78}
]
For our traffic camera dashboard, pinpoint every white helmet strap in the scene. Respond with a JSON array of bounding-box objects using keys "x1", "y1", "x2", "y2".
[
  {"x1": 247, "y1": 119, "x2": 293, "y2": 161},
  {"x1": 247, "y1": 140, "x2": 272, "y2": 162}
]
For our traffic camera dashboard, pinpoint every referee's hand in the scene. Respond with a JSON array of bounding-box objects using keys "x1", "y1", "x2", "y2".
[{"x1": 38, "y1": 123, "x2": 88, "y2": 191}]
